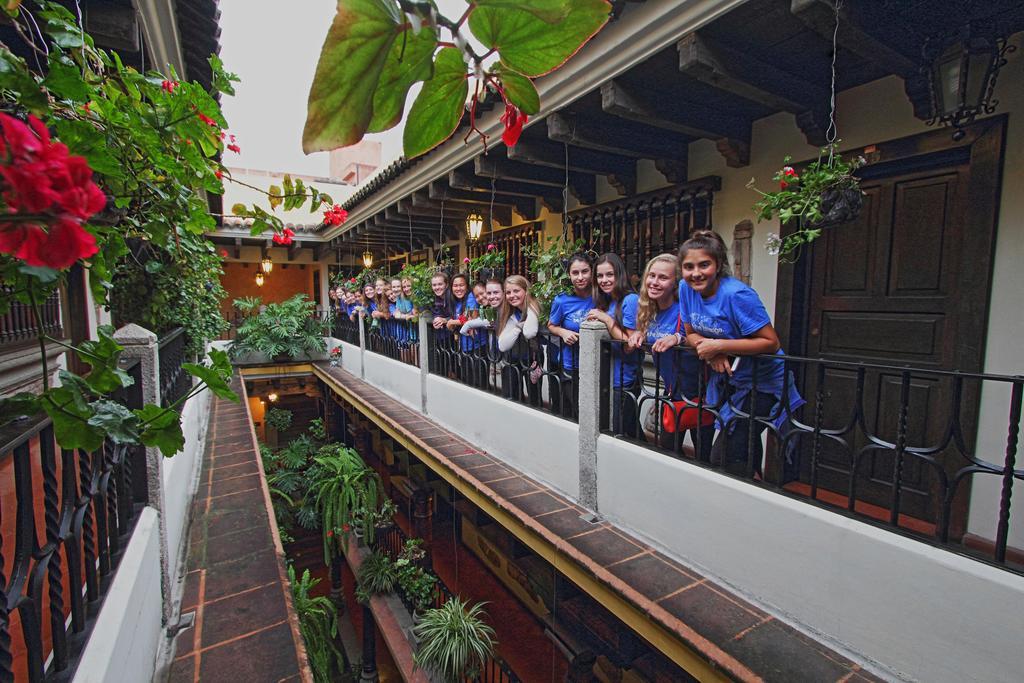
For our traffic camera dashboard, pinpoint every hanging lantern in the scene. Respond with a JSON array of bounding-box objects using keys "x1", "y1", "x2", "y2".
[
  {"x1": 924, "y1": 25, "x2": 1014, "y2": 141},
  {"x1": 466, "y1": 212, "x2": 484, "y2": 241},
  {"x1": 267, "y1": 392, "x2": 278, "y2": 402},
  {"x1": 260, "y1": 255, "x2": 273, "y2": 274},
  {"x1": 255, "y1": 271, "x2": 265, "y2": 287},
  {"x1": 362, "y1": 249, "x2": 374, "y2": 269}
]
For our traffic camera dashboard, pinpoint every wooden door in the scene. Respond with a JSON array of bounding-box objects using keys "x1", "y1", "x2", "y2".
[{"x1": 792, "y1": 118, "x2": 1006, "y2": 527}]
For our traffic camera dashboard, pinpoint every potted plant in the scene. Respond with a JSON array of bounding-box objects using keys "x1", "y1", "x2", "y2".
[
  {"x1": 399, "y1": 261, "x2": 439, "y2": 313},
  {"x1": 289, "y1": 565, "x2": 347, "y2": 683},
  {"x1": 400, "y1": 538, "x2": 427, "y2": 564},
  {"x1": 395, "y1": 557, "x2": 438, "y2": 618},
  {"x1": 328, "y1": 345, "x2": 342, "y2": 367},
  {"x1": 434, "y1": 243, "x2": 455, "y2": 277},
  {"x1": 749, "y1": 145, "x2": 866, "y2": 261},
  {"x1": 412, "y1": 598, "x2": 497, "y2": 683},
  {"x1": 469, "y1": 242, "x2": 506, "y2": 282},
  {"x1": 311, "y1": 444, "x2": 385, "y2": 562},
  {"x1": 229, "y1": 294, "x2": 330, "y2": 362},
  {"x1": 368, "y1": 498, "x2": 398, "y2": 534},
  {"x1": 355, "y1": 551, "x2": 398, "y2": 605},
  {"x1": 527, "y1": 235, "x2": 590, "y2": 321}
]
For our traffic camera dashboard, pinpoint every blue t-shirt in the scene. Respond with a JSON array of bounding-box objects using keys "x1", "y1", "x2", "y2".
[
  {"x1": 454, "y1": 292, "x2": 481, "y2": 351},
  {"x1": 548, "y1": 292, "x2": 594, "y2": 370},
  {"x1": 622, "y1": 297, "x2": 700, "y2": 398},
  {"x1": 388, "y1": 302, "x2": 407, "y2": 341},
  {"x1": 606, "y1": 294, "x2": 641, "y2": 389},
  {"x1": 678, "y1": 277, "x2": 804, "y2": 426},
  {"x1": 397, "y1": 297, "x2": 416, "y2": 342}
]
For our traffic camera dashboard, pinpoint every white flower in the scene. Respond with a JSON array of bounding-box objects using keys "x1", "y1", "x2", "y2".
[{"x1": 765, "y1": 232, "x2": 782, "y2": 256}]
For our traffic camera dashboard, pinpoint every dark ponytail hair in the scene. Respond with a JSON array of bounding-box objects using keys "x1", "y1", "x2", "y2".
[
  {"x1": 679, "y1": 230, "x2": 731, "y2": 278},
  {"x1": 567, "y1": 252, "x2": 593, "y2": 274},
  {"x1": 593, "y1": 252, "x2": 634, "y2": 326}
]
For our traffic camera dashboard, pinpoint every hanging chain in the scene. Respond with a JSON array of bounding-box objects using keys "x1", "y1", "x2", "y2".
[
  {"x1": 408, "y1": 208, "x2": 414, "y2": 265},
  {"x1": 561, "y1": 140, "x2": 570, "y2": 241},
  {"x1": 488, "y1": 176, "x2": 496, "y2": 242},
  {"x1": 826, "y1": 0, "x2": 842, "y2": 163}
]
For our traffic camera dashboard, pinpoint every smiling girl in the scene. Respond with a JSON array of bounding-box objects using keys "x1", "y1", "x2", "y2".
[
  {"x1": 547, "y1": 253, "x2": 595, "y2": 416},
  {"x1": 497, "y1": 275, "x2": 541, "y2": 402},
  {"x1": 677, "y1": 230, "x2": 804, "y2": 476}
]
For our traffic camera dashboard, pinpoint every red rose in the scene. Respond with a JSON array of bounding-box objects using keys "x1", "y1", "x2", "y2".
[{"x1": 500, "y1": 104, "x2": 528, "y2": 147}]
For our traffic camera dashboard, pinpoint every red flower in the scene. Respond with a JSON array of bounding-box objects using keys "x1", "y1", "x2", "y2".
[
  {"x1": 341, "y1": 523, "x2": 351, "y2": 533},
  {"x1": 219, "y1": 248, "x2": 228, "y2": 258},
  {"x1": 161, "y1": 80, "x2": 178, "y2": 94},
  {"x1": 780, "y1": 166, "x2": 799, "y2": 190},
  {"x1": 214, "y1": 169, "x2": 223, "y2": 180},
  {"x1": 500, "y1": 104, "x2": 528, "y2": 147},
  {"x1": 82, "y1": 102, "x2": 91, "y2": 114},
  {"x1": 0, "y1": 114, "x2": 103, "y2": 268},
  {"x1": 272, "y1": 227, "x2": 295, "y2": 245},
  {"x1": 458, "y1": 314, "x2": 468, "y2": 325},
  {"x1": 323, "y1": 204, "x2": 347, "y2": 226},
  {"x1": 226, "y1": 143, "x2": 241, "y2": 154},
  {"x1": 196, "y1": 112, "x2": 217, "y2": 127},
  {"x1": 326, "y1": 529, "x2": 334, "y2": 538},
  {"x1": 349, "y1": 277, "x2": 356, "y2": 283}
]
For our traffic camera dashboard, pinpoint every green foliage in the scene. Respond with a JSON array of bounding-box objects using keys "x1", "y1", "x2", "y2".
[
  {"x1": 394, "y1": 556, "x2": 437, "y2": 614},
  {"x1": 230, "y1": 295, "x2": 330, "y2": 360},
  {"x1": 398, "y1": 261, "x2": 438, "y2": 310},
  {"x1": 468, "y1": 245, "x2": 507, "y2": 278},
  {"x1": 266, "y1": 408, "x2": 294, "y2": 433},
  {"x1": 303, "y1": 0, "x2": 612, "y2": 157},
  {"x1": 412, "y1": 597, "x2": 496, "y2": 683},
  {"x1": 264, "y1": 422, "x2": 329, "y2": 537},
  {"x1": 288, "y1": 565, "x2": 346, "y2": 683},
  {"x1": 355, "y1": 551, "x2": 398, "y2": 605},
  {"x1": 527, "y1": 235, "x2": 591, "y2": 321},
  {"x1": 750, "y1": 145, "x2": 865, "y2": 261},
  {"x1": 311, "y1": 444, "x2": 385, "y2": 562}
]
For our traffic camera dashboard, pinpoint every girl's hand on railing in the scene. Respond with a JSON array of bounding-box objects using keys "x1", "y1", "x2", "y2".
[
  {"x1": 560, "y1": 330, "x2": 579, "y2": 346},
  {"x1": 586, "y1": 309, "x2": 611, "y2": 325},
  {"x1": 694, "y1": 337, "x2": 727, "y2": 360},
  {"x1": 707, "y1": 354, "x2": 734, "y2": 376},
  {"x1": 432, "y1": 316, "x2": 447, "y2": 329},
  {"x1": 651, "y1": 333, "x2": 680, "y2": 353},
  {"x1": 626, "y1": 330, "x2": 644, "y2": 350}
]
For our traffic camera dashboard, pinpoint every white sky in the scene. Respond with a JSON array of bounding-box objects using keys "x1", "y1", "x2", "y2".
[{"x1": 218, "y1": 0, "x2": 472, "y2": 179}]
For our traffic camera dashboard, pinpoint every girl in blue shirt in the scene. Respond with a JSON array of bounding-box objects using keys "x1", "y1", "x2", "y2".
[
  {"x1": 625, "y1": 254, "x2": 713, "y2": 460},
  {"x1": 547, "y1": 253, "x2": 595, "y2": 417},
  {"x1": 587, "y1": 253, "x2": 641, "y2": 437},
  {"x1": 676, "y1": 230, "x2": 805, "y2": 477},
  {"x1": 446, "y1": 273, "x2": 481, "y2": 352}
]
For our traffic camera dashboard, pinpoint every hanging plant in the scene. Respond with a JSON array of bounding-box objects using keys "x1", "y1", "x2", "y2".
[
  {"x1": 749, "y1": 146, "x2": 866, "y2": 260},
  {"x1": 468, "y1": 242, "x2": 506, "y2": 281},
  {"x1": 527, "y1": 235, "x2": 590, "y2": 321}
]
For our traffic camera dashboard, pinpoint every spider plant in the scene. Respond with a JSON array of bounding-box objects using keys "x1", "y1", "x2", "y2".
[
  {"x1": 412, "y1": 598, "x2": 496, "y2": 683},
  {"x1": 355, "y1": 551, "x2": 398, "y2": 605}
]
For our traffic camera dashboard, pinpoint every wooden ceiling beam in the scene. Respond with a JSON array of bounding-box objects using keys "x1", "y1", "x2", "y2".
[
  {"x1": 411, "y1": 192, "x2": 514, "y2": 225},
  {"x1": 473, "y1": 155, "x2": 596, "y2": 205},
  {"x1": 287, "y1": 240, "x2": 302, "y2": 261},
  {"x1": 600, "y1": 79, "x2": 751, "y2": 167},
  {"x1": 448, "y1": 170, "x2": 564, "y2": 214},
  {"x1": 507, "y1": 139, "x2": 636, "y2": 196},
  {"x1": 427, "y1": 181, "x2": 539, "y2": 221}
]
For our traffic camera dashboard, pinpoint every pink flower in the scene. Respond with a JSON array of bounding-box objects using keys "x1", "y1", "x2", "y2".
[
  {"x1": 323, "y1": 204, "x2": 347, "y2": 226},
  {"x1": 487, "y1": 243, "x2": 496, "y2": 251}
]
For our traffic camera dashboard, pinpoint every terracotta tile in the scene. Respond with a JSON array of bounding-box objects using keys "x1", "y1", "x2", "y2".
[
  {"x1": 181, "y1": 571, "x2": 201, "y2": 611},
  {"x1": 535, "y1": 508, "x2": 598, "y2": 539},
  {"x1": 659, "y1": 583, "x2": 762, "y2": 646},
  {"x1": 203, "y1": 547, "x2": 282, "y2": 601},
  {"x1": 568, "y1": 528, "x2": 642, "y2": 566},
  {"x1": 201, "y1": 583, "x2": 287, "y2": 647},
  {"x1": 210, "y1": 459, "x2": 259, "y2": 481},
  {"x1": 207, "y1": 486, "x2": 266, "y2": 514},
  {"x1": 166, "y1": 654, "x2": 194, "y2": 683},
  {"x1": 206, "y1": 506, "x2": 269, "y2": 539},
  {"x1": 199, "y1": 622, "x2": 298, "y2": 681},
  {"x1": 205, "y1": 525, "x2": 272, "y2": 566},
  {"x1": 468, "y1": 463, "x2": 513, "y2": 483},
  {"x1": 488, "y1": 476, "x2": 541, "y2": 499},
  {"x1": 723, "y1": 620, "x2": 854, "y2": 683},
  {"x1": 212, "y1": 450, "x2": 257, "y2": 467},
  {"x1": 512, "y1": 492, "x2": 571, "y2": 517},
  {"x1": 436, "y1": 442, "x2": 481, "y2": 457},
  {"x1": 608, "y1": 554, "x2": 699, "y2": 601},
  {"x1": 447, "y1": 452, "x2": 495, "y2": 468},
  {"x1": 209, "y1": 472, "x2": 262, "y2": 498}
]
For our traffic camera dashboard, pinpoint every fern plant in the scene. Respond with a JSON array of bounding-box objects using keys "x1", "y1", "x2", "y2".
[
  {"x1": 288, "y1": 565, "x2": 346, "y2": 683},
  {"x1": 412, "y1": 598, "x2": 496, "y2": 683},
  {"x1": 311, "y1": 444, "x2": 385, "y2": 562},
  {"x1": 355, "y1": 551, "x2": 398, "y2": 605},
  {"x1": 230, "y1": 294, "x2": 329, "y2": 360}
]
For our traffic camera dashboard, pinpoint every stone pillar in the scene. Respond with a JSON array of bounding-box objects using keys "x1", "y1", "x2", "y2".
[
  {"x1": 418, "y1": 314, "x2": 430, "y2": 413},
  {"x1": 576, "y1": 321, "x2": 609, "y2": 512},
  {"x1": 113, "y1": 323, "x2": 172, "y2": 625},
  {"x1": 357, "y1": 309, "x2": 367, "y2": 379},
  {"x1": 360, "y1": 604, "x2": 379, "y2": 682}
]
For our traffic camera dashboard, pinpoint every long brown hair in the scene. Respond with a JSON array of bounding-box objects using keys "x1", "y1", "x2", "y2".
[
  {"x1": 593, "y1": 252, "x2": 634, "y2": 326},
  {"x1": 498, "y1": 274, "x2": 539, "y2": 332},
  {"x1": 679, "y1": 229, "x2": 732, "y2": 278},
  {"x1": 635, "y1": 254, "x2": 679, "y2": 338}
]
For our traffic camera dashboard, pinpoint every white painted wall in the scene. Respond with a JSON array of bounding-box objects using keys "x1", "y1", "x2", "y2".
[
  {"x1": 424, "y1": 374, "x2": 580, "y2": 499},
  {"x1": 72, "y1": 508, "x2": 162, "y2": 683},
  {"x1": 361, "y1": 350, "x2": 422, "y2": 411},
  {"x1": 339, "y1": 339, "x2": 361, "y2": 375},
  {"x1": 595, "y1": 436, "x2": 1024, "y2": 683}
]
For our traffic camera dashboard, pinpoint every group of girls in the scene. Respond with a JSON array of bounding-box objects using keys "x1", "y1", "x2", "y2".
[{"x1": 330, "y1": 277, "x2": 419, "y2": 360}]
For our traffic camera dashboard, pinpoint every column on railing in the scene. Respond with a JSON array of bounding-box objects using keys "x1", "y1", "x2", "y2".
[
  {"x1": 357, "y1": 310, "x2": 367, "y2": 379},
  {"x1": 418, "y1": 314, "x2": 430, "y2": 413},
  {"x1": 577, "y1": 321, "x2": 609, "y2": 511}
]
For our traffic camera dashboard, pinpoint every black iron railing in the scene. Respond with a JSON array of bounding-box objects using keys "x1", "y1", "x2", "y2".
[
  {"x1": 366, "y1": 319, "x2": 419, "y2": 367},
  {"x1": 0, "y1": 286, "x2": 64, "y2": 346},
  {"x1": 0, "y1": 358, "x2": 147, "y2": 681},
  {"x1": 599, "y1": 340, "x2": 1024, "y2": 572},
  {"x1": 158, "y1": 327, "x2": 191, "y2": 410},
  {"x1": 333, "y1": 311, "x2": 361, "y2": 346},
  {"x1": 428, "y1": 327, "x2": 579, "y2": 422}
]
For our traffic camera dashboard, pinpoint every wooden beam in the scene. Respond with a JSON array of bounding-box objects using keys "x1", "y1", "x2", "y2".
[
  {"x1": 411, "y1": 192, "x2": 514, "y2": 225},
  {"x1": 288, "y1": 240, "x2": 302, "y2": 261},
  {"x1": 449, "y1": 170, "x2": 564, "y2": 214},
  {"x1": 427, "y1": 182, "x2": 538, "y2": 221},
  {"x1": 231, "y1": 237, "x2": 242, "y2": 259},
  {"x1": 507, "y1": 140, "x2": 636, "y2": 196},
  {"x1": 546, "y1": 111, "x2": 688, "y2": 165},
  {"x1": 474, "y1": 155, "x2": 596, "y2": 205}
]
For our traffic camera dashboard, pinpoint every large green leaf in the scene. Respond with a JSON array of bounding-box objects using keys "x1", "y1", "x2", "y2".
[
  {"x1": 468, "y1": 0, "x2": 611, "y2": 77},
  {"x1": 303, "y1": 0, "x2": 403, "y2": 153},
  {"x1": 402, "y1": 47, "x2": 468, "y2": 158},
  {"x1": 495, "y1": 65, "x2": 540, "y2": 115},
  {"x1": 135, "y1": 404, "x2": 185, "y2": 457},
  {"x1": 475, "y1": 0, "x2": 574, "y2": 23},
  {"x1": 367, "y1": 26, "x2": 437, "y2": 133},
  {"x1": 183, "y1": 361, "x2": 237, "y2": 401}
]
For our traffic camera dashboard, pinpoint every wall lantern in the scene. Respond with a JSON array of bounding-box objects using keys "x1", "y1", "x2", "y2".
[
  {"x1": 362, "y1": 249, "x2": 374, "y2": 269},
  {"x1": 260, "y1": 255, "x2": 273, "y2": 274},
  {"x1": 255, "y1": 271, "x2": 265, "y2": 287},
  {"x1": 267, "y1": 392, "x2": 278, "y2": 402},
  {"x1": 924, "y1": 25, "x2": 1015, "y2": 141},
  {"x1": 466, "y1": 212, "x2": 484, "y2": 241}
]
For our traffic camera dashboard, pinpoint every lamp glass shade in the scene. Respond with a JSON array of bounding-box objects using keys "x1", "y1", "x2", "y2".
[
  {"x1": 260, "y1": 256, "x2": 273, "y2": 274},
  {"x1": 255, "y1": 272, "x2": 265, "y2": 287},
  {"x1": 466, "y1": 213, "x2": 484, "y2": 241},
  {"x1": 362, "y1": 250, "x2": 374, "y2": 268}
]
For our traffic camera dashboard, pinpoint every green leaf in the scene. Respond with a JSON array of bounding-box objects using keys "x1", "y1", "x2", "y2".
[
  {"x1": 495, "y1": 65, "x2": 540, "y2": 115},
  {"x1": 475, "y1": 0, "x2": 573, "y2": 23},
  {"x1": 0, "y1": 393, "x2": 40, "y2": 423},
  {"x1": 0, "y1": 47, "x2": 48, "y2": 114},
  {"x1": 268, "y1": 184, "x2": 283, "y2": 211},
  {"x1": 367, "y1": 25, "x2": 437, "y2": 133},
  {"x1": 135, "y1": 404, "x2": 185, "y2": 457},
  {"x1": 42, "y1": 388, "x2": 104, "y2": 452},
  {"x1": 42, "y1": 58, "x2": 92, "y2": 101},
  {"x1": 303, "y1": 0, "x2": 403, "y2": 153},
  {"x1": 402, "y1": 48, "x2": 468, "y2": 159},
  {"x1": 87, "y1": 399, "x2": 141, "y2": 444},
  {"x1": 183, "y1": 362, "x2": 237, "y2": 401},
  {"x1": 17, "y1": 264, "x2": 59, "y2": 283},
  {"x1": 469, "y1": 0, "x2": 610, "y2": 77}
]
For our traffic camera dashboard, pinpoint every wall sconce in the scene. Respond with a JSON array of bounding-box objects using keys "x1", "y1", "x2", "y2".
[
  {"x1": 924, "y1": 25, "x2": 1015, "y2": 140},
  {"x1": 362, "y1": 249, "x2": 374, "y2": 268},
  {"x1": 255, "y1": 272, "x2": 265, "y2": 287},
  {"x1": 267, "y1": 392, "x2": 278, "y2": 402},
  {"x1": 260, "y1": 255, "x2": 273, "y2": 274},
  {"x1": 466, "y1": 212, "x2": 484, "y2": 241}
]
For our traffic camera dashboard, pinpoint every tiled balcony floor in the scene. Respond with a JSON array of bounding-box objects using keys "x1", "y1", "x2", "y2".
[{"x1": 319, "y1": 363, "x2": 886, "y2": 683}]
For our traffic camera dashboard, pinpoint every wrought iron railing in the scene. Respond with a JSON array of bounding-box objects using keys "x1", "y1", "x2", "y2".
[
  {"x1": 366, "y1": 319, "x2": 419, "y2": 368},
  {"x1": 466, "y1": 222, "x2": 542, "y2": 278},
  {"x1": 428, "y1": 327, "x2": 579, "y2": 422},
  {"x1": 0, "y1": 286, "x2": 64, "y2": 346},
  {"x1": 0, "y1": 357, "x2": 147, "y2": 681},
  {"x1": 332, "y1": 310, "x2": 361, "y2": 346},
  {"x1": 158, "y1": 327, "x2": 191, "y2": 410},
  {"x1": 599, "y1": 340, "x2": 1024, "y2": 572}
]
